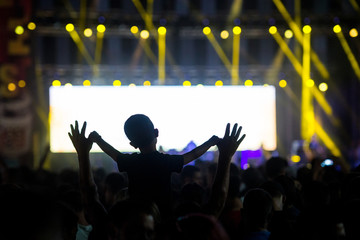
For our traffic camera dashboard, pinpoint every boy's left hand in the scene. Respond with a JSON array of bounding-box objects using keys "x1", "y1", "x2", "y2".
[{"x1": 68, "y1": 121, "x2": 93, "y2": 154}]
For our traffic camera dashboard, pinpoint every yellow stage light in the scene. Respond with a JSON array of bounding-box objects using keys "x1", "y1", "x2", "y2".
[
  {"x1": 303, "y1": 25, "x2": 312, "y2": 34},
  {"x1": 140, "y1": 30, "x2": 150, "y2": 39},
  {"x1": 291, "y1": 155, "x2": 301, "y2": 163},
  {"x1": 143, "y1": 80, "x2": 151, "y2": 86},
  {"x1": 349, "y1": 28, "x2": 358, "y2": 38},
  {"x1": 27, "y1": 22, "x2": 36, "y2": 30},
  {"x1": 319, "y1": 82, "x2": 328, "y2": 92},
  {"x1": 306, "y1": 79, "x2": 314, "y2": 87},
  {"x1": 84, "y1": 28, "x2": 93, "y2": 37},
  {"x1": 284, "y1": 29, "x2": 293, "y2": 39},
  {"x1": 65, "y1": 83, "x2": 72, "y2": 87},
  {"x1": 203, "y1": 27, "x2": 211, "y2": 35},
  {"x1": 197, "y1": 84, "x2": 204, "y2": 87},
  {"x1": 220, "y1": 30, "x2": 229, "y2": 39},
  {"x1": 244, "y1": 80, "x2": 253, "y2": 86},
  {"x1": 8, "y1": 83, "x2": 16, "y2": 91},
  {"x1": 18, "y1": 80, "x2": 26, "y2": 88},
  {"x1": 15, "y1": 26, "x2": 24, "y2": 35},
  {"x1": 183, "y1": 80, "x2": 191, "y2": 86},
  {"x1": 333, "y1": 25, "x2": 341, "y2": 33},
  {"x1": 269, "y1": 26, "x2": 277, "y2": 34},
  {"x1": 66, "y1": 23, "x2": 74, "y2": 32},
  {"x1": 158, "y1": 26, "x2": 166, "y2": 35},
  {"x1": 279, "y1": 79, "x2": 287, "y2": 88},
  {"x1": 129, "y1": 83, "x2": 136, "y2": 87},
  {"x1": 83, "y1": 80, "x2": 91, "y2": 86},
  {"x1": 215, "y1": 80, "x2": 223, "y2": 86},
  {"x1": 113, "y1": 80, "x2": 121, "y2": 86},
  {"x1": 263, "y1": 84, "x2": 269, "y2": 87},
  {"x1": 52, "y1": 80, "x2": 61, "y2": 87},
  {"x1": 97, "y1": 24, "x2": 106, "y2": 33},
  {"x1": 233, "y1": 26, "x2": 241, "y2": 35},
  {"x1": 130, "y1": 26, "x2": 139, "y2": 34}
]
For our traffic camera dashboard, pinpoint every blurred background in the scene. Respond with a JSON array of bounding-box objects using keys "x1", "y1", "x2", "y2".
[{"x1": 1, "y1": 0, "x2": 360, "y2": 172}]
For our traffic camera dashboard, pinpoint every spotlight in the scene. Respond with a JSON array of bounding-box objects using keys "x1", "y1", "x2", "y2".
[
  {"x1": 83, "y1": 80, "x2": 91, "y2": 86},
  {"x1": 319, "y1": 82, "x2": 328, "y2": 92},
  {"x1": 306, "y1": 79, "x2": 314, "y2": 88},
  {"x1": 244, "y1": 80, "x2": 253, "y2": 86},
  {"x1": 349, "y1": 28, "x2": 358, "y2": 37},
  {"x1": 203, "y1": 27, "x2": 211, "y2": 35},
  {"x1": 52, "y1": 80, "x2": 61, "y2": 87},
  {"x1": 15, "y1": 26, "x2": 24, "y2": 35},
  {"x1": 215, "y1": 80, "x2": 223, "y2": 86},
  {"x1": 113, "y1": 80, "x2": 121, "y2": 86},
  {"x1": 220, "y1": 30, "x2": 229, "y2": 39},
  {"x1": 291, "y1": 155, "x2": 301, "y2": 163},
  {"x1": 27, "y1": 22, "x2": 36, "y2": 30},
  {"x1": 66, "y1": 23, "x2": 74, "y2": 32},
  {"x1": 158, "y1": 26, "x2": 166, "y2": 35},
  {"x1": 233, "y1": 26, "x2": 241, "y2": 35},
  {"x1": 97, "y1": 24, "x2": 106, "y2": 33},
  {"x1": 130, "y1": 26, "x2": 139, "y2": 34},
  {"x1": 279, "y1": 80, "x2": 287, "y2": 88},
  {"x1": 269, "y1": 26, "x2": 277, "y2": 34},
  {"x1": 183, "y1": 80, "x2": 191, "y2": 86},
  {"x1": 140, "y1": 30, "x2": 150, "y2": 39},
  {"x1": 302, "y1": 25, "x2": 312, "y2": 34},
  {"x1": 18, "y1": 80, "x2": 26, "y2": 88},
  {"x1": 84, "y1": 28, "x2": 93, "y2": 37},
  {"x1": 333, "y1": 25, "x2": 341, "y2": 33},
  {"x1": 8, "y1": 83, "x2": 16, "y2": 91},
  {"x1": 284, "y1": 29, "x2": 293, "y2": 39}
]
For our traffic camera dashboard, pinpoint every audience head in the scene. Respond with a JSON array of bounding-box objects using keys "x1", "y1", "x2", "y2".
[
  {"x1": 104, "y1": 172, "x2": 127, "y2": 207},
  {"x1": 260, "y1": 181, "x2": 285, "y2": 211},
  {"x1": 124, "y1": 114, "x2": 158, "y2": 149},
  {"x1": 242, "y1": 188, "x2": 273, "y2": 231},
  {"x1": 265, "y1": 157, "x2": 288, "y2": 179},
  {"x1": 181, "y1": 165, "x2": 202, "y2": 186},
  {"x1": 109, "y1": 199, "x2": 160, "y2": 240},
  {"x1": 274, "y1": 175, "x2": 298, "y2": 209}
]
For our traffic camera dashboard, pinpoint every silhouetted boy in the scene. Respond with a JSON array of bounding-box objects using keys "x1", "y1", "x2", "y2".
[{"x1": 89, "y1": 114, "x2": 219, "y2": 210}]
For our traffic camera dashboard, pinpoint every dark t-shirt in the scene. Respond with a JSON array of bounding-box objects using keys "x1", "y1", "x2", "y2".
[{"x1": 116, "y1": 151, "x2": 184, "y2": 202}]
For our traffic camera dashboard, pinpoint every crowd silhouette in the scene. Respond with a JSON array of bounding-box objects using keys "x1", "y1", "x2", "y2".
[{"x1": 0, "y1": 114, "x2": 359, "y2": 240}]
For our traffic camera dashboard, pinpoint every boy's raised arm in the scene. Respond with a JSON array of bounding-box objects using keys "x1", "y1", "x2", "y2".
[
  {"x1": 207, "y1": 123, "x2": 246, "y2": 217},
  {"x1": 68, "y1": 121, "x2": 109, "y2": 238},
  {"x1": 88, "y1": 131, "x2": 122, "y2": 161},
  {"x1": 182, "y1": 135, "x2": 220, "y2": 165}
]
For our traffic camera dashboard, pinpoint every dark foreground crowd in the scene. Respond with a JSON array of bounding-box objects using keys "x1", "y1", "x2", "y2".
[{"x1": 0, "y1": 114, "x2": 360, "y2": 240}]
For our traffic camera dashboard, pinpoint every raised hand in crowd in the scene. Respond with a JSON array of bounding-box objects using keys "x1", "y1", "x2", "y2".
[{"x1": 208, "y1": 123, "x2": 246, "y2": 217}]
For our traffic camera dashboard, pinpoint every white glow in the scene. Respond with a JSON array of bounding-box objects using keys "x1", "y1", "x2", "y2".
[{"x1": 50, "y1": 86, "x2": 277, "y2": 152}]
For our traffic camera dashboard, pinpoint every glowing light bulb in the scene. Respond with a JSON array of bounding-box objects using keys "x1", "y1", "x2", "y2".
[
  {"x1": 279, "y1": 80, "x2": 287, "y2": 88},
  {"x1": 220, "y1": 30, "x2": 229, "y2": 39},
  {"x1": 66, "y1": 23, "x2": 74, "y2": 32},
  {"x1": 140, "y1": 30, "x2": 150, "y2": 39},
  {"x1": 233, "y1": 26, "x2": 241, "y2": 35},
  {"x1": 203, "y1": 27, "x2": 211, "y2": 35},
  {"x1": 130, "y1": 26, "x2": 139, "y2": 34},
  {"x1": 15, "y1": 26, "x2": 24, "y2": 35},
  {"x1": 269, "y1": 26, "x2": 277, "y2": 34},
  {"x1": 84, "y1": 28, "x2": 93, "y2": 37}
]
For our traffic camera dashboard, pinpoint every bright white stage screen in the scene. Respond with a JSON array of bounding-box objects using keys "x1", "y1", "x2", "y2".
[{"x1": 50, "y1": 86, "x2": 276, "y2": 152}]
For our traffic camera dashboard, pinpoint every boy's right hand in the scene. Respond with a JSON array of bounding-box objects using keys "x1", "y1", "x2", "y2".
[{"x1": 88, "y1": 131, "x2": 102, "y2": 143}]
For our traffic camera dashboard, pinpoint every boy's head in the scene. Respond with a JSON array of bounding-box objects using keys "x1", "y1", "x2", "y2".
[{"x1": 124, "y1": 114, "x2": 158, "y2": 149}]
